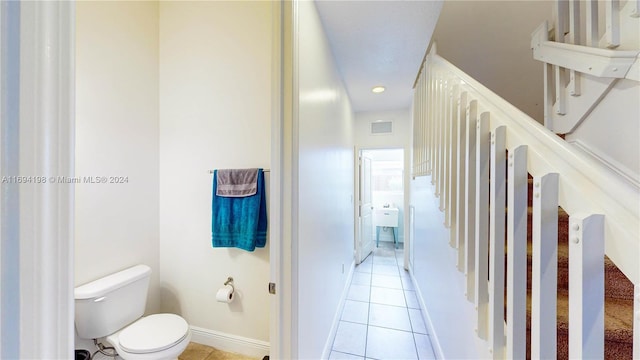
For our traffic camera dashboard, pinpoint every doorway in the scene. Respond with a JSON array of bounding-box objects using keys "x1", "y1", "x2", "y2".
[{"x1": 355, "y1": 148, "x2": 405, "y2": 265}]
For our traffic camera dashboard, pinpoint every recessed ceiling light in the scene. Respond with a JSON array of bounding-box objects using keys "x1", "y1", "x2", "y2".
[{"x1": 371, "y1": 86, "x2": 386, "y2": 94}]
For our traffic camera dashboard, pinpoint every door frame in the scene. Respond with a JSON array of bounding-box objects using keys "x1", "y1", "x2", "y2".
[
  {"x1": 353, "y1": 147, "x2": 410, "y2": 269},
  {"x1": 0, "y1": 1, "x2": 75, "y2": 357},
  {"x1": 270, "y1": 0, "x2": 297, "y2": 358},
  {"x1": 354, "y1": 149, "x2": 375, "y2": 265}
]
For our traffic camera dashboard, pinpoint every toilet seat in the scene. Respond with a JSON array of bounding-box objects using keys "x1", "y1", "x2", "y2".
[{"x1": 118, "y1": 314, "x2": 189, "y2": 354}]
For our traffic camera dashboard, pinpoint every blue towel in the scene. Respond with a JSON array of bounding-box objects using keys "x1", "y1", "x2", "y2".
[{"x1": 211, "y1": 169, "x2": 267, "y2": 251}]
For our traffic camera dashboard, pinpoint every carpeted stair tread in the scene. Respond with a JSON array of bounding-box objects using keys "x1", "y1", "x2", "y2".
[
  {"x1": 602, "y1": 258, "x2": 635, "y2": 300},
  {"x1": 524, "y1": 292, "x2": 634, "y2": 359},
  {"x1": 557, "y1": 295, "x2": 633, "y2": 343},
  {"x1": 523, "y1": 240, "x2": 634, "y2": 300},
  {"x1": 522, "y1": 293, "x2": 634, "y2": 338},
  {"x1": 501, "y1": 174, "x2": 635, "y2": 358}
]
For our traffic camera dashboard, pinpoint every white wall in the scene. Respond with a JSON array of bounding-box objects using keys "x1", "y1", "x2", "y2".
[
  {"x1": 75, "y1": 1, "x2": 160, "y2": 351},
  {"x1": 296, "y1": 2, "x2": 355, "y2": 358},
  {"x1": 563, "y1": 0, "x2": 640, "y2": 186},
  {"x1": 431, "y1": 1, "x2": 552, "y2": 123},
  {"x1": 75, "y1": 0, "x2": 160, "y2": 311},
  {"x1": 355, "y1": 109, "x2": 411, "y2": 149},
  {"x1": 567, "y1": 78, "x2": 640, "y2": 185},
  {"x1": 410, "y1": 176, "x2": 490, "y2": 359},
  {"x1": 158, "y1": 1, "x2": 271, "y2": 345}
]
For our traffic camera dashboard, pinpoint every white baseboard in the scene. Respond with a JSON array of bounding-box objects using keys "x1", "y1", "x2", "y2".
[
  {"x1": 190, "y1": 326, "x2": 270, "y2": 359},
  {"x1": 409, "y1": 268, "x2": 443, "y2": 360},
  {"x1": 321, "y1": 259, "x2": 356, "y2": 359}
]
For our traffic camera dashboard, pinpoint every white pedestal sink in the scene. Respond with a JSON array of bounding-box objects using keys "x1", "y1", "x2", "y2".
[{"x1": 373, "y1": 207, "x2": 399, "y2": 248}]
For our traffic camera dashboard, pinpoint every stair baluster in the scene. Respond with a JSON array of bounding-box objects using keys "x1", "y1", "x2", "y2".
[
  {"x1": 568, "y1": 214, "x2": 605, "y2": 358},
  {"x1": 489, "y1": 125, "x2": 507, "y2": 359},
  {"x1": 506, "y1": 145, "x2": 528, "y2": 359},
  {"x1": 531, "y1": 173, "x2": 560, "y2": 358},
  {"x1": 455, "y1": 92, "x2": 469, "y2": 272},
  {"x1": 474, "y1": 112, "x2": 491, "y2": 340}
]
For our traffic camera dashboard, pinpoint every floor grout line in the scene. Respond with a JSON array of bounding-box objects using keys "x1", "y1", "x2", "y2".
[{"x1": 333, "y1": 244, "x2": 436, "y2": 360}]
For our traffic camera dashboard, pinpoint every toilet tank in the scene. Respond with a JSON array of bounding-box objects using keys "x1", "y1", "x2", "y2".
[{"x1": 74, "y1": 265, "x2": 151, "y2": 339}]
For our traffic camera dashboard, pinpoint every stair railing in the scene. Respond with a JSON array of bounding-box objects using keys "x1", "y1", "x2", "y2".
[
  {"x1": 412, "y1": 43, "x2": 638, "y2": 359},
  {"x1": 531, "y1": 0, "x2": 640, "y2": 134}
]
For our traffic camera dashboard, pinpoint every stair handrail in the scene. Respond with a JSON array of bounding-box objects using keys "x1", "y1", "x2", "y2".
[
  {"x1": 531, "y1": 21, "x2": 640, "y2": 80},
  {"x1": 424, "y1": 47, "x2": 639, "y2": 285},
  {"x1": 531, "y1": 0, "x2": 640, "y2": 133}
]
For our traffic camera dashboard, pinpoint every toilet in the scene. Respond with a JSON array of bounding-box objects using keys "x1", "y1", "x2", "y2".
[{"x1": 74, "y1": 265, "x2": 191, "y2": 360}]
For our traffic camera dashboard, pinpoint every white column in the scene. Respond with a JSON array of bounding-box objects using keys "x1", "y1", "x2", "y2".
[
  {"x1": 603, "y1": 0, "x2": 620, "y2": 48},
  {"x1": 569, "y1": 213, "x2": 605, "y2": 359},
  {"x1": 464, "y1": 100, "x2": 478, "y2": 302},
  {"x1": 448, "y1": 84, "x2": 460, "y2": 245},
  {"x1": 531, "y1": 173, "x2": 559, "y2": 359},
  {"x1": 269, "y1": 1, "x2": 284, "y2": 357},
  {"x1": 489, "y1": 125, "x2": 506, "y2": 359},
  {"x1": 1, "y1": 2, "x2": 22, "y2": 358},
  {"x1": 586, "y1": 0, "x2": 599, "y2": 46},
  {"x1": 442, "y1": 79, "x2": 451, "y2": 218},
  {"x1": 423, "y1": 61, "x2": 429, "y2": 174},
  {"x1": 456, "y1": 92, "x2": 468, "y2": 272},
  {"x1": 474, "y1": 111, "x2": 490, "y2": 340},
  {"x1": 554, "y1": 1, "x2": 568, "y2": 115},
  {"x1": 430, "y1": 71, "x2": 436, "y2": 180},
  {"x1": 17, "y1": 1, "x2": 75, "y2": 358},
  {"x1": 543, "y1": 61, "x2": 554, "y2": 130},
  {"x1": 506, "y1": 145, "x2": 528, "y2": 359},
  {"x1": 413, "y1": 73, "x2": 420, "y2": 175},
  {"x1": 279, "y1": 1, "x2": 299, "y2": 357},
  {"x1": 436, "y1": 76, "x2": 447, "y2": 201},
  {"x1": 568, "y1": 0, "x2": 581, "y2": 96},
  {"x1": 434, "y1": 74, "x2": 442, "y2": 188},
  {"x1": 445, "y1": 84, "x2": 460, "y2": 232}
]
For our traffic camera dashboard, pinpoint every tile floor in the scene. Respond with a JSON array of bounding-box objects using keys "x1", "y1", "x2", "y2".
[
  {"x1": 179, "y1": 342, "x2": 259, "y2": 360},
  {"x1": 329, "y1": 242, "x2": 437, "y2": 360}
]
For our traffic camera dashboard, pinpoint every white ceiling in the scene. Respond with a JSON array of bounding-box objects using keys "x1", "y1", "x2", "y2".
[{"x1": 314, "y1": 0, "x2": 443, "y2": 113}]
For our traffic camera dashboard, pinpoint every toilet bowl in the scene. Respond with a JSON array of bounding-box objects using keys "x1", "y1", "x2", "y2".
[
  {"x1": 74, "y1": 265, "x2": 191, "y2": 360},
  {"x1": 105, "y1": 314, "x2": 191, "y2": 360}
]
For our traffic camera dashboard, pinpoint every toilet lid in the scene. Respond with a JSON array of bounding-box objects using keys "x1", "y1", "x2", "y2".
[{"x1": 119, "y1": 314, "x2": 189, "y2": 354}]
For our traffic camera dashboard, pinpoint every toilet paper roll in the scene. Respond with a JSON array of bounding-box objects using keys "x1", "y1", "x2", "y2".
[{"x1": 216, "y1": 285, "x2": 234, "y2": 303}]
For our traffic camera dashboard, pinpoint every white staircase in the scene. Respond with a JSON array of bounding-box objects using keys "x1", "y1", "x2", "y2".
[
  {"x1": 532, "y1": 0, "x2": 640, "y2": 187},
  {"x1": 532, "y1": 0, "x2": 639, "y2": 134},
  {"x1": 410, "y1": 1, "x2": 639, "y2": 357}
]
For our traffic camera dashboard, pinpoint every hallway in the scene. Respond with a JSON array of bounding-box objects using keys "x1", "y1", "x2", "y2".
[{"x1": 329, "y1": 243, "x2": 436, "y2": 359}]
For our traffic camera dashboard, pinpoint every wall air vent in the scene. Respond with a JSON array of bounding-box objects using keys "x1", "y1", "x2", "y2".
[{"x1": 370, "y1": 121, "x2": 393, "y2": 135}]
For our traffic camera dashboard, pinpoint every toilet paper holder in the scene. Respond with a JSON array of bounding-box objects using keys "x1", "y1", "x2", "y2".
[{"x1": 224, "y1": 277, "x2": 235, "y2": 293}]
